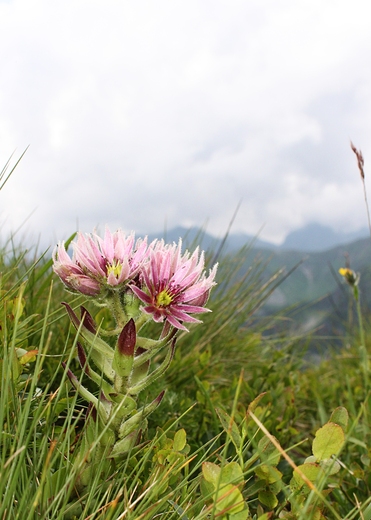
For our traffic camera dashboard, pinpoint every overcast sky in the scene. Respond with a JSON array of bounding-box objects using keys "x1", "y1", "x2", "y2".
[{"x1": 1, "y1": 0, "x2": 371, "y2": 247}]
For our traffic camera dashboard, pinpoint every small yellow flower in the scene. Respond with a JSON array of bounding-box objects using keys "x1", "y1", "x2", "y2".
[{"x1": 339, "y1": 267, "x2": 359, "y2": 286}]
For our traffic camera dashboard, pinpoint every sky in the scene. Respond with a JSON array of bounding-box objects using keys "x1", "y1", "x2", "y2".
[{"x1": 1, "y1": 0, "x2": 371, "y2": 248}]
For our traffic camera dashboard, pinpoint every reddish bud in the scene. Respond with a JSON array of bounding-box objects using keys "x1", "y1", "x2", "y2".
[
  {"x1": 154, "y1": 390, "x2": 165, "y2": 405},
  {"x1": 77, "y1": 342, "x2": 90, "y2": 375},
  {"x1": 80, "y1": 306, "x2": 96, "y2": 333},
  {"x1": 61, "y1": 302, "x2": 80, "y2": 329},
  {"x1": 117, "y1": 318, "x2": 136, "y2": 357}
]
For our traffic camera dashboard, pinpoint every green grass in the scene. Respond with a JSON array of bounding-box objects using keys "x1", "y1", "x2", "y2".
[
  {"x1": 2, "y1": 231, "x2": 371, "y2": 520},
  {"x1": 1, "y1": 147, "x2": 371, "y2": 519}
]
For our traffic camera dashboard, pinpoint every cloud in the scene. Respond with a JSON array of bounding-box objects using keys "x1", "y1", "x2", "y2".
[{"x1": 0, "y1": 0, "x2": 371, "y2": 247}]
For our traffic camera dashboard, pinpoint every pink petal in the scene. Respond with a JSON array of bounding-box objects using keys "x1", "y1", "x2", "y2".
[{"x1": 130, "y1": 285, "x2": 153, "y2": 304}]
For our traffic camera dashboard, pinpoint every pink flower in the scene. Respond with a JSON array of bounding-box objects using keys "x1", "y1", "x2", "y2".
[
  {"x1": 53, "y1": 228, "x2": 149, "y2": 295},
  {"x1": 130, "y1": 240, "x2": 217, "y2": 330}
]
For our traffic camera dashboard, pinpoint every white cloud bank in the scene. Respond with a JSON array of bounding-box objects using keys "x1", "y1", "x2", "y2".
[{"x1": 0, "y1": 0, "x2": 371, "y2": 247}]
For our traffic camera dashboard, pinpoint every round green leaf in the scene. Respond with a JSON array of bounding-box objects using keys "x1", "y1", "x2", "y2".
[
  {"x1": 202, "y1": 462, "x2": 221, "y2": 486},
  {"x1": 312, "y1": 422, "x2": 345, "y2": 460},
  {"x1": 258, "y1": 489, "x2": 279, "y2": 509},
  {"x1": 173, "y1": 429, "x2": 187, "y2": 452},
  {"x1": 329, "y1": 407, "x2": 349, "y2": 432},
  {"x1": 220, "y1": 462, "x2": 244, "y2": 486},
  {"x1": 254, "y1": 464, "x2": 282, "y2": 484},
  {"x1": 216, "y1": 484, "x2": 245, "y2": 514},
  {"x1": 293, "y1": 463, "x2": 324, "y2": 489}
]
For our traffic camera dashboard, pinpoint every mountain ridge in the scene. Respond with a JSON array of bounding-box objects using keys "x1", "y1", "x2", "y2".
[
  {"x1": 148, "y1": 223, "x2": 371, "y2": 313},
  {"x1": 147, "y1": 222, "x2": 369, "y2": 254}
]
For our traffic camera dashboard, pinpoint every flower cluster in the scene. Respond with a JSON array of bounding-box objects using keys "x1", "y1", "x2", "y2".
[
  {"x1": 53, "y1": 227, "x2": 217, "y2": 483},
  {"x1": 53, "y1": 228, "x2": 217, "y2": 330},
  {"x1": 53, "y1": 228, "x2": 148, "y2": 296}
]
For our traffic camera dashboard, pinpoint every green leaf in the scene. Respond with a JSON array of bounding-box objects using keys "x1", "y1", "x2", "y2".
[
  {"x1": 202, "y1": 461, "x2": 244, "y2": 487},
  {"x1": 254, "y1": 464, "x2": 282, "y2": 484},
  {"x1": 215, "y1": 484, "x2": 245, "y2": 515},
  {"x1": 246, "y1": 392, "x2": 267, "y2": 426},
  {"x1": 329, "y1": 406, "x2": 349, "y2": 432},
  {"x1": 219, "y1": 462, "x2": 244, "y2": 486},
  {"x1": 202, "y1": 462, "x2": 246, "y2": 515},
  {"x1": 293, "y1": 463, "x2": 325, "y2": 489},
  {"x1": 228, "y1": 504, "x2": 250, "y2": 520},
  {"x1": 173, "y1": 429, "x2": 187, "y2": 452},
  {"x1": 200, "y1": 477, "x2": 214, "y2": 499},
  {"x1": 258, "y1": 489, "x2": 279, "y2": 508},
  {"x1": 312, "y1": 422, "x2": 345, "y2": 460},
  {"x1": 258, "y1": 436, "x2": 281, "y2": 466},
  {"x1": 202, "y1": 462, "x2": 221, "y2": 486},
  {"x1": 216, "y1": 407, "x2": 242, "y2": 450},
  {"x1": 248, "y1": 392, "x2": 267, "y2": 412}
]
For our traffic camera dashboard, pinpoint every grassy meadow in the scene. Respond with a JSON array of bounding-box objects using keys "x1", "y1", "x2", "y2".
[{"x1": 2, "y1": 161, "x2": 371, "y2": 519}]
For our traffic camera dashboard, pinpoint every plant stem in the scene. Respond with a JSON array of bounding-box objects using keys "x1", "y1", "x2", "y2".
[
  {"x1": 106, "y1": 291, "x2": 127, "y2": 328},
  {"x1": 354, "y1": 286, "x2": 369, "y2": 389}
]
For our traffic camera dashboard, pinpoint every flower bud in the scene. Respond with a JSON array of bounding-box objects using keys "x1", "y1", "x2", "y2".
[
  {"x1": 112, "y1": 319, "x2": 136, "y2": 377},
  {"x1": 339, "y1": 267, "x2": 360, "y2": 287}
]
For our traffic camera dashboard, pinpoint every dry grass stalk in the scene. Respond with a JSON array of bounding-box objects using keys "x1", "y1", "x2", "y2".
[{"x1": 350, "y1": 141, "x2": 371, "y2": 241}]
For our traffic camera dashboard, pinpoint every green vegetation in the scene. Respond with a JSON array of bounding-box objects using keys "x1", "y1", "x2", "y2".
[
  {"x1": 2, "y1": 158, "x2": 371, "y2": 519},
  {"x1": 2, "y1": 228, "x2": 371, "y2": 519}
]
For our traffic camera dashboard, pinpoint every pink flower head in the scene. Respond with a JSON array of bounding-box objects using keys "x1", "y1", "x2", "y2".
[
  {"x1": 53, "y1": 228, "x2": 149, "y2": 296},
  {"x1": 130, "y1": 239, "x2": 217, "y2": 331}
]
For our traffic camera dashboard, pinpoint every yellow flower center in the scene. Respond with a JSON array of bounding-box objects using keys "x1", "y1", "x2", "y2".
[
  {"x1": 156, "y1": 290, "x2": 173, "y2": 307},
  {"x1": 338, "y1": 267, "x2": 352, "y2": 277},
  {"x1": 107, "y1": 261, "x2": 122, "y2": 279}
]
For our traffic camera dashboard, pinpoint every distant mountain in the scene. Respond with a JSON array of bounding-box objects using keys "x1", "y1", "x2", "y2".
[
  {"x1": 149, "y1": 223, "x2": 371, "y2": 308},
  {"x1": 281, "y1": 223, "x2": 369, "y2": 252},
  {"x1": 222, "y1": 234, "x2": 371, "y2": 357},
  {"x1": 260, "y1": 238, "x2": 371, "y2": 353},
  {"x1": 148, "y1": 223, "x2": 369, "y2": 254},
  {"x1": 146, "y1": 226, "x2": 274, "y2": 254},
  {"x1": 259, "y1": 236, "x2": 371, "y2": 308}
]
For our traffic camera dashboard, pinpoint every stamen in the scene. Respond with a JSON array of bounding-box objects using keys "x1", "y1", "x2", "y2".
[
  {"x1": 107, "y1": 260, "x2": 123, "y2": 279},
  {"x1": 156, "y1": 290, "x2": 173, "y2": 307}
]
